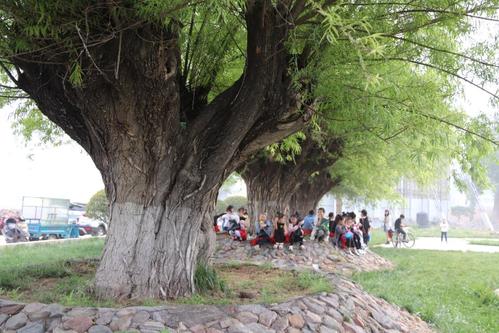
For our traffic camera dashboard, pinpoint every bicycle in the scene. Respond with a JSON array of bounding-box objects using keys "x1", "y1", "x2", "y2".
[{"x1": 391, "y1": 228, "x2": 415, "y2": 248}]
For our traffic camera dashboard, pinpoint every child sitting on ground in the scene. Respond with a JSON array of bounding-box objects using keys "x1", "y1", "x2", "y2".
[
  {"x1": 313, "y1": 208, "x2": 329, "y2": 242},
  {"x1": 216, "y1": 205, "x2": 240, "y2": 232},
  {"x1": 288, "y1": 214, "x2": 305, "y2": 251},
  {"x1": 252, "y1": 214, "x2": 273, "y2": 248},
  {"x1": 229, "y1": 219, "x2": 247, "y2": 241}
]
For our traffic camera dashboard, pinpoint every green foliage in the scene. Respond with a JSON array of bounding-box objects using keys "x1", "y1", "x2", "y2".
[
  {"x1": 221, "y1": 195, "x2": 247, "y2": 210},
  {"x1": 194, "y1": 264, "x2": 226, "y2": 294},
  {"x1": 0, "y1": 0, "x2": 497, "y2": 205},
  {"x1": 85, "y1": 189, "x2": 109, "y2": 223},
  {"x1": 10, "y1": 100, "x2": 66, "y2": 145},
  {"x1": 354, "y1": 248, "x2": 499, "y2": 333}
]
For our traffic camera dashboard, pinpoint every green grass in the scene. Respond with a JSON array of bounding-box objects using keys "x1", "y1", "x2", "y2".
[
  {"x1": 468, "y1": 239, "x2": 499, "y2": 247},
  {"x1": 178, "y1": 264, "x2": 332, "y2": 305},
  {"x1": 0, "y1": 240, "x2": 332, "y2": 307},
  {"x1": 353, "y1": 248, "x2": 499, "y2": 333},
  {"x1": 0, "y1": 238, "x2": 104, "y2": 291},
  {"x1": 410, "y1": 226, "x2": 499, "y2": 239}
]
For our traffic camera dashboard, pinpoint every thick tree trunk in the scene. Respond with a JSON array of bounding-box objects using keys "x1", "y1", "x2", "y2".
[
  {"x1": 241, "y1": 158, "x2": 297, "y2": 224},
  {"x1": 289, "y1": 172, "x2": 338, "y2": 216},
  {"x1": 239, "y1": 136, "x2": 342, "y2": 223},
  {"x1": 96, "y1": 190, "x2": 217, "y2": 299},
  {"x1": 11, "y1": 1, "x2": 312, "y2": 299}
]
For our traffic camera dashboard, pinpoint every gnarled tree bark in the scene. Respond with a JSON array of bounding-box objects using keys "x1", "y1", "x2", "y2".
[
  {"x1": 239, "y1": 135, "x2": 341, "y2": 226},
  {"x1": 10, "y1": 1, "x2": 312, "y2": 299},
  {"x1": 289, "y1": 172, "x2": 340, "y2": 216}
]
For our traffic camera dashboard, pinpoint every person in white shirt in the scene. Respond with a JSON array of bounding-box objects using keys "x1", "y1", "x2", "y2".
[
  {"x1": 440, "y1": 218, "x2": 449, "y2": 243},
  {"x1": 217, "y1": 205, "x2": 240, "y2": 232}
]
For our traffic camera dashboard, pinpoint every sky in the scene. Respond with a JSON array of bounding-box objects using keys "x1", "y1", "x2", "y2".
[{"x1": 0, "y1": 106, "x2": 104, "y2": 209}]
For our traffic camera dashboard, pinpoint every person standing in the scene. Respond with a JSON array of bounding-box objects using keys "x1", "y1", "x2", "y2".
[
  {"x1": 359, "y1": 209, "x2": 371, "y2": 246},
  {"x1": 383, "y1": 209, "x2": 391, "y2": 244},
  {"x1": 440, "y1": 218, "x2": 449, "y2": 243}
]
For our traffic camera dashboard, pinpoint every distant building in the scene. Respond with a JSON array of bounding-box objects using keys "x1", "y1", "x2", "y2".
[{"x1": 319, "y1": 177, "x2": 451, "y2": 224}]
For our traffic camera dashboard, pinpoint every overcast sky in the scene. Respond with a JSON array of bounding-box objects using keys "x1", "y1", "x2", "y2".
[{"x1": 0, "y1": 106, "x2": 104, "y2": 208}]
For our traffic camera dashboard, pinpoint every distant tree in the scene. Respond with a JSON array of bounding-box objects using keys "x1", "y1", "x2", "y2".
[
  {"x1": 86, "y1": 190, "x2": 109, "y2": 223},
  {"x1": 222, "y1": 196, "x2": 248, "y2": 211}
]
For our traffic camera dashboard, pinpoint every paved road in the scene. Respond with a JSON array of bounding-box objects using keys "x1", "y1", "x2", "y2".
[{"x1": 380, "y1": 236, "x2": 499, "y2": 253}]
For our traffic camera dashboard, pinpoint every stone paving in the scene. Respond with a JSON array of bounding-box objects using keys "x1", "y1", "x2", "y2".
[{"x1": 0, "y1": 237, "x2": 434, "y2": 333}]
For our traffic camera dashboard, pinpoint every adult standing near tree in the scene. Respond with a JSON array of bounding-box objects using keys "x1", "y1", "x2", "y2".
[
  {"x1": 384, "y1": 210, "x2": 392, "y2": 244},
  {"x1": 440, "y1": 218, "x2": 449, "y2": 244},
  {"x1": 359, "y1": 209, "x2": 371, "y2": 246}
]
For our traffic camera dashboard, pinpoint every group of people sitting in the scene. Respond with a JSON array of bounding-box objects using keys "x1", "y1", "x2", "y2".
[{"x1": 214, "y1": 205, "x2": 372, "y2": 255}]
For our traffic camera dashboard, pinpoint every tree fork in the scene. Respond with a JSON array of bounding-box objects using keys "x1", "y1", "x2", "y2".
[{"x1": 10, "y1": 1, "x2": 312, "y2": 299}]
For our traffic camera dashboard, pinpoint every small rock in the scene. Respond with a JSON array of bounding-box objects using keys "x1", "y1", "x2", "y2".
[
  {"x1": 259, "y1": 310, "x2": 278, "y2": 327},
  {"x1": 88, "y1": 325, "x2": 113, "y2": 333},
  {"x1": 319, "y1": 325, "x2": 337, "y2": 333},
  {"x1": 18, "y1": 322, "x2": 45, "y2": 333},
  {"x1": 343, "y1": 322, "x2": 365, "y2": 333},
  {"x1": 47, "y1": 317, "x2": 62, "y2": 332},
  {"x1": 190, "y1": 323, "x2": 207, "y2": 333},
  {"x1": 371, "y1": 310, "x2": 394, "y2": 329},
  {"x1": 66, "y1": 308, "x2": 97, "y2": 318},
  {"x1": 23, "y1": 303, "x2": 45, "y2": 314},
  {"x1": 95, "y1": 311, "x2": 114, "y2": 325},
  {"x1": 237, "y1": 304, "x2": 268, "y2": 315},
  {"x1": 494, "y1": 288, "x2": 499, "y2": 297},
  {"x1": 63, "y1": 316, "x2": 93, "y2": 333},
  {"x1": 5, "y1": 312, "x2": 28, "y2": 330},
  {"x1": 305, "y1": 310, "x2": 322, "y2": 323},
  {"x1": 29, "y1": 309, "x2": 51, "y2": 321},
  {"x1": 287, "y1": 328, "x2": 302, "y2": 333},
  {"x1": 288, "y1": 314, "x2": 305, "y2": 329},
  {"x1": 322, "y1": 315, "x2": 343, "y2": 331},
  {"x1": 46, "y1": 304, "x2": 66, "y2": 318},
  {"x1": 0, "y1": 313, "x2": 8, "y2": 325},
  {"x1": 116, "y1": 307, "x2": 136, "y2": 317},
  {"x1": 246, "y1": 322, "x2": 276, "y2": 333},
  {"x1": 220, "y1": 318, "x2": 235, "y2": 329},
  {"x1": 54, "y1": 328, "x2": 78, "y2": 333},
  {"x1": 236, "y1": 311, "x2": 259, "y2": 324},
  {"x1": 303, "y1": 298, "x2": 324, "y2": 315},
  {"x1": 205, "y1": 328, "x2": 224, "y2": 333},
  {"x1": 271, "y1": 316, "x2": 289, "y2": 331},
  {"x1": 132, "y1": 310, "x2": 150, "y2": 323},
  {"x1": 110, "y1": 315, "x2": 132, "y2": 331},
  {"x1": 140, "y1": 320, "x2": 166, "y2": 331},
  {"x1": 0, "y1": 304, "x2": 24, "y2": 315}
]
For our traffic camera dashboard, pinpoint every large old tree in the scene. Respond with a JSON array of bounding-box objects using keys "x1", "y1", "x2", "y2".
[
  {"x1": 239, "y1": 38, "x2": 499, "y2": 221},
  {"x1": 0, "y1": 0, "x2": 498, "y2": 299}
]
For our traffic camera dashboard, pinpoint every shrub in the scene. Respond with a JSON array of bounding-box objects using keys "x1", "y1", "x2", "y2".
[
  {"x1": 194, "y1": 264, "x2": 226, "y2": 294},
  {"x1": 86, "y1": 189, "x2": 109, "y2": 222}
]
